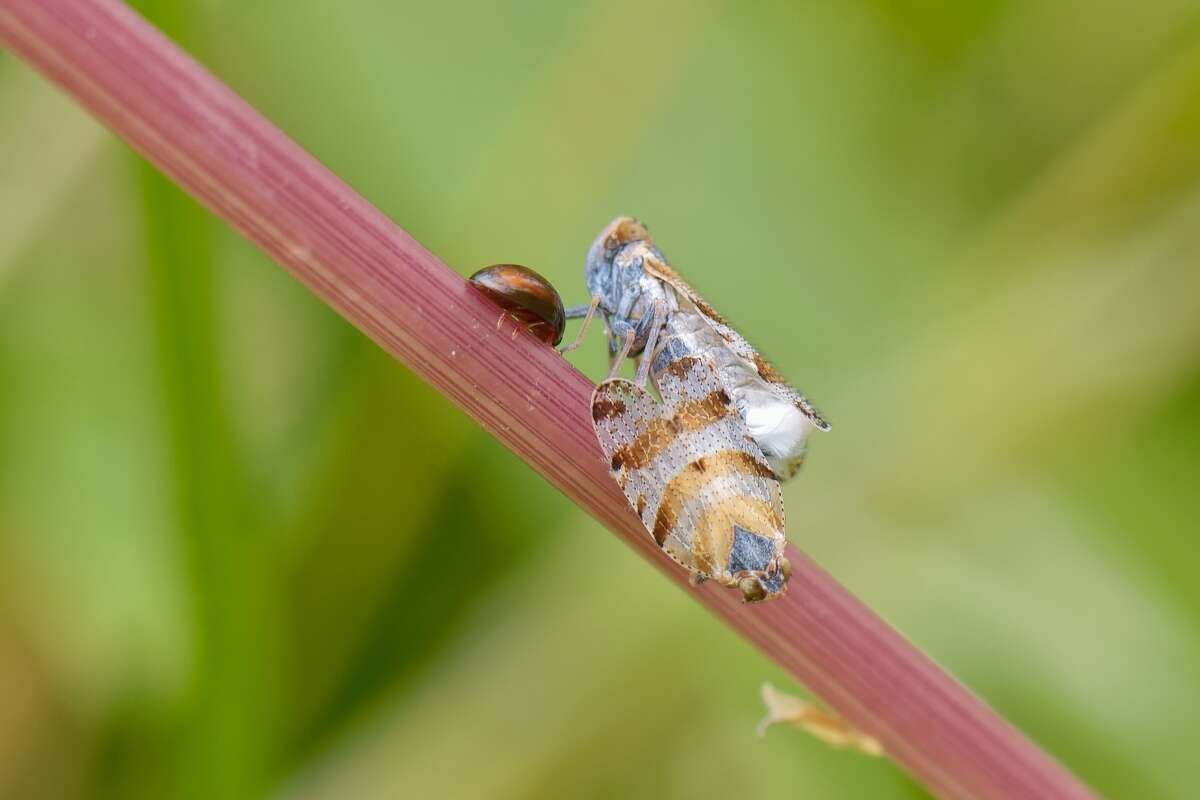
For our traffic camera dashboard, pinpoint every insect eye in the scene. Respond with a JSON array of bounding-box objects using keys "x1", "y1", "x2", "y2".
[{"x1": 739, "y1": 576, "x2": 767, "y2": 603}]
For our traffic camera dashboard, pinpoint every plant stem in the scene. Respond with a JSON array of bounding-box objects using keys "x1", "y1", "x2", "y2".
[{"x1": 0, "y1": 1, "x2": 1096, "y2": 797}]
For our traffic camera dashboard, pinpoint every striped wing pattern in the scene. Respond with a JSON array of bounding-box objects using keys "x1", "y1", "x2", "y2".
[{"x1": 591, "y1": 356, "x2": 789, "y2": 598}]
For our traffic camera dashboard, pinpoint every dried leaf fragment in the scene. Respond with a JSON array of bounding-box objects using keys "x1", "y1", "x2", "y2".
[{"x1": 757, "y1": 683, "x2": 884, "y2": 756}]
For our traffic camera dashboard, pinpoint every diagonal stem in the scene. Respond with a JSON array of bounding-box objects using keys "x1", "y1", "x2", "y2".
[{"x1": 0, "y1": 1, "x2": 1096, "y2": 797}]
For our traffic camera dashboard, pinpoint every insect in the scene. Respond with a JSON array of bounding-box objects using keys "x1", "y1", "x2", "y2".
[
  {"x1": 561, "y1": 217, "x2": 829, "y2": 480},
  {"x1": 565, "y1": 217, "x2": 829, "y2": 601},
  {"x1": 469, "y1": 264, "x2": 566, "y2": 346}
]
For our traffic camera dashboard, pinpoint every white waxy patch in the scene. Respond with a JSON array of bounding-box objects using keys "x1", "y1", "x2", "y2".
[{"x1": 741, "y1": 391, "x2": 814, "y2": 478}]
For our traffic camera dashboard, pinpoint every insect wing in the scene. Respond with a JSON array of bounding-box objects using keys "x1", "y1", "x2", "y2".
[
  {"x1": 591, "y1": 357, "x2": 787, "y2": 596},
  {"x1": 591, "y1": 380, "x2": 691, "y2": 562},
  {"x1": 640, "y1": 253, "x2": 830, "y2": 431}
]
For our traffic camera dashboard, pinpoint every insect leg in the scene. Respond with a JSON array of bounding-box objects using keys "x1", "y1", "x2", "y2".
[
  {"x1": 563, "y1": 301, "x2": 596, "y2": 318},
  {"x1": 633, "y1": 300, "x2": 667, "y2": 389},
  {"x1": 558, "y1": 295, "x2": 601, "y2": 354},
  {"x1": 604, "y1": 318, "x2": 619, "y2": 373},
  {"x1": 605, "y1": 322, "x2": 637, "y2": 381}
]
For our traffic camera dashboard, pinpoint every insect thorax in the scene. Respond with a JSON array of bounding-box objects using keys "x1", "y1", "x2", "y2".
[{"x1": 586, "y1": 239, "x2": 677, "y2": 355}]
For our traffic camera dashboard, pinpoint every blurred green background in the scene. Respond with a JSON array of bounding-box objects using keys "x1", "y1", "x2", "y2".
[{"x1": 2, "y1": 0, "x2": 1199, "y2": 797}]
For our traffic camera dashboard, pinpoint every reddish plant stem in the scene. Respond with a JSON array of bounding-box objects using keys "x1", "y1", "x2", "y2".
[{"x1": 0, "y1": 2, "x2": 1096, "y2": 797}]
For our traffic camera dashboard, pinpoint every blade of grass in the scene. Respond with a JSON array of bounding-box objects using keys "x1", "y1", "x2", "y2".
[
  {"x1": 124, "y1": 3, "x2": 277, "y2": 797},
  {"x1": 0, "y1": 1, "x2": 1097, "y2": 797},
  {"x1": 136, "y1": 161, "x2": 274, "y2": 800}
]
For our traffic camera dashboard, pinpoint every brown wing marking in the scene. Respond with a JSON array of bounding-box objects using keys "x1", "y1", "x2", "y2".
[
  {"x1": 592, "y1": 379, "x2": 700, "y2": 572},
  {"x1": 607, "y1": 389, "x2": 732, "y2": 472}
]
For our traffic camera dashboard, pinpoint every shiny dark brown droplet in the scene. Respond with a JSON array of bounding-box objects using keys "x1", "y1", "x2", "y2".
[{"x1": 469, "y1": 264, "x2": 566, "y2": 346}]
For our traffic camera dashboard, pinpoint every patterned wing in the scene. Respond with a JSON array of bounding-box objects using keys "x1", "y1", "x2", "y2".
[
  {"x1": 591, "y1": 356, "x2": 789, "y2": 599},
  {"x1": 641, "y1": 252, "x2": 830, "y2": 431}
]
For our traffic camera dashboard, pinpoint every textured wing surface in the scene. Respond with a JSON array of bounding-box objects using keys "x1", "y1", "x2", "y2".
[
  {"x1": 641, "y1": 253, "x2": 830, "y2": 431},
  {"x1": 591, "y1": 356, "x2": 785, "y2": 581}
]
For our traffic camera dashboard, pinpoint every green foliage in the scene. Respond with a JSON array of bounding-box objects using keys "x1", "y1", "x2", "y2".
[{"x1": 2, "y1": 1, "x2": 1199, "y2": 797}]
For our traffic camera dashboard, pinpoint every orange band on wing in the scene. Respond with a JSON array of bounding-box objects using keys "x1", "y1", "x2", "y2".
[
  {"x1": 610, "y1": 389, "x2": 732, "y2": 471},
  {"x1": 651, "y1": 449, "x2": 779, "y2": 546}
]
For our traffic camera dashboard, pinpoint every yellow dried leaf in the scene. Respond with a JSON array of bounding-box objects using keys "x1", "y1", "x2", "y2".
[{"x1": 757, "y1": 683, "x2": 884, "y2": 757}]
